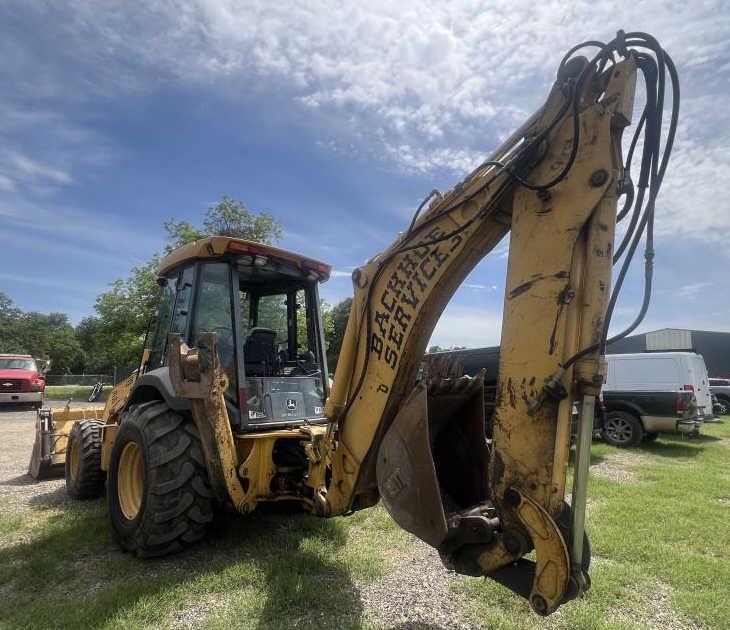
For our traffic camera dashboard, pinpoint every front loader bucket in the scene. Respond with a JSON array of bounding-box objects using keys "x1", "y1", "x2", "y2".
[
  {"x1": 376, "y1": 372, "x2": 491, "y2": 549},
  {"x1": 28, "y1": 407, "x2": 102, "y2": 480},
  {"x1": 29, "y1": 409, "x2": 63, "y2": 479}
]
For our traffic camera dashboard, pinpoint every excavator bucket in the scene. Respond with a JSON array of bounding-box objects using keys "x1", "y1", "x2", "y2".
[
  {"x1": 28, "y1": 407, "x2": 102, "y2": 480},
  {"x1": 376, "y1": 372, "x2": 492, "y2": 550}
]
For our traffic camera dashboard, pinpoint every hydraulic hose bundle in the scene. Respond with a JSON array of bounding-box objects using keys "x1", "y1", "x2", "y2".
[{"x1": 339, "y1": 31, "x2": 679, "y2": 417}]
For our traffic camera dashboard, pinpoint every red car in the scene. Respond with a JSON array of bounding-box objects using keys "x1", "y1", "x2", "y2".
[{"x1": 0, "y1": 354, "x2": 46, "y2": 408}]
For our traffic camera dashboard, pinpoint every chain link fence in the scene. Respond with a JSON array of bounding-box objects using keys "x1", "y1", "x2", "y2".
[{"x1": 45, "y1": 374, "x2": 113, "y2": 386}]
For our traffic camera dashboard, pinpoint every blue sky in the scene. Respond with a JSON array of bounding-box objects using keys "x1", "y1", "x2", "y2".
[{"x1": 1, "y1": 2, "x2": 728, "y2": 348}]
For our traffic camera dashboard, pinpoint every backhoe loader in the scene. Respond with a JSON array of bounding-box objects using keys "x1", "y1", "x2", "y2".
[{"x1": 30, "y1": 31, "x2": 678, "y2": 615}]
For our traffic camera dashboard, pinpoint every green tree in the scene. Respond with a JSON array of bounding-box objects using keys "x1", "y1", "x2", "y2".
[
  {"x1": 164, "y1": 196, "x2": 282, "y2": 252},
  {"x1": 0, "y1": 292, "x2": 83, "y2": 373},
  {"x1": 324, "y1": 298, "x2": 352, "y2": 371},
  {"x1": 80, "y1": 197, "x2": 283, "y2": 371},
  {"x1": 0, "y1": 292, "x2": 24, "y2": 354},
  {"x1": 37, "y1": 313, "x2": 84, "y2": 374},
  {"x1": 86, "y1": 257, "x2": 161, "y2": 371}
]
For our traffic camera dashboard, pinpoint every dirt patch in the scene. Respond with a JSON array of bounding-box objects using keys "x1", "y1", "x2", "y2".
[
  {"x1": 357, "y1": 540, "x2": 473, "y2": 630},
  {"x1": 612, "y1": 581, "x2": 703, "y2": 630},
  {"x1": 591, "y1": 451, "x2": 649, "y2": 483},
  {"x1": 166, "y1": 593, "x2": 236, "y2": 629}
]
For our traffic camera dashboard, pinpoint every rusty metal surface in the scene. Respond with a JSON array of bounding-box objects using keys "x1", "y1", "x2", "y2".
[
  {"x1": 167, "y1": 332, "x2": 246, "y2": 507},
  {"x1": 377, "y1": 373, "x2": 493, "y2": 550},
  {"x1": 376, "y1": 382, "x2": 448, "y2": 547}
]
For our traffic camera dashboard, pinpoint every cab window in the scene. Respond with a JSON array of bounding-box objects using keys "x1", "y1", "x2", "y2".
[
  {"x1": 171, "y1": 265, "x2": 195, "y2": 336},
  {"x1": 191, "y1": 262, "x2": 236, "y2": 383},
  {"x1": 148, "y1": 275, "x2": 177, "y2": 368}
]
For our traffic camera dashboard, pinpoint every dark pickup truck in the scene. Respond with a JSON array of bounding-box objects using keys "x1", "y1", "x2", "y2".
[
  {"x1": 600, "y1": 390, "x2": 701, "y2": 447},
  {"x1": 424, "y1": 347, "x2": 703, "y2": 448}
]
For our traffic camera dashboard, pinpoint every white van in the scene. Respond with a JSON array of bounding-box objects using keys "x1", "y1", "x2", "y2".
[{"x1": 603, "y1": 352, "x2": 713, "y2": 421}]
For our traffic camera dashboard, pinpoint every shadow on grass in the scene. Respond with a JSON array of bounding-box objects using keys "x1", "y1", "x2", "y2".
[
  {"x1": 687, "y1": 433, "x2": 722, "y2": 443},
  {"x1": 212, "y1": 505, "x2": 364, "y2": 629},
  {"x1": 638, "y1": 438, "x2": 705, "y2": 459},
  {"x1": 569, "y1": 449, "x2": 608, "y2": 467},
  {"x1": 0, "y1": 493, "x2": 363, "y2": 629}
]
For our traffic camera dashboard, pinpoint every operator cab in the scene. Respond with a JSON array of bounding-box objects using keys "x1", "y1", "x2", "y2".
[{"x1": 146, "y1": 237, "x2": 331, "y2": 432}]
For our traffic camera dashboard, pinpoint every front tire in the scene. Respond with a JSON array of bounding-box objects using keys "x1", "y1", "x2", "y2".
[
  {"x1": 107, "y1": 402, "x2": 214, "y2": 557},
  {"x1": 65, "y1": 420, "x2": 105, "y2": 499},
  {"x1": 602, "y1": 411, "x2": 644, "y2": 448}
]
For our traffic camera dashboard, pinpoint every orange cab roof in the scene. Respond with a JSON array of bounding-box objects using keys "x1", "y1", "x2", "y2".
[{"x1": 157, "y1": 236, "x2": 332, "y2": 281}]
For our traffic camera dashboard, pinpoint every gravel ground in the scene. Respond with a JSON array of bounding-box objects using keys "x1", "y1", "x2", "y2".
[
  {"x1": 358, "y1": 544, "x2": 473, "y2": 629},
  {"x1": 590, "y1": 451, "x2": 648, "y2": 483},
  {"x1": 0, "y1": 401, "x2": 105, "y2": 516}
]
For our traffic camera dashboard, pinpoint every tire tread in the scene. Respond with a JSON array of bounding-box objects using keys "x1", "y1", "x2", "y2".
[
  {"x1": 66, "y1": 420, "x2": 105, "y2": 499},
  {"x1": 109, "y1": 403, "x2": 213, "y2": 557}
]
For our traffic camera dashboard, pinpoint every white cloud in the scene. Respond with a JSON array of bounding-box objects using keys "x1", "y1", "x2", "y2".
[
  {"x1": 677, "y1": 282, "x2": 713, "y2": 299},
  {"x1": 464, "y1": 283, "x2": 498, "y2": 291},
  {"x1": 0, "y1": 271, "x2": 97, "y2": 295},
  {"x1": 4, "y1": 1, "x2": 730, "y2": 247},
  {"x1": 26, "y1": 1, "x2": 724, "y2": 176},
  {"x1": 0, "y1": 151, "x2": 72, "y2": 190},
  {"x1": 0, "y1": 196, "x2": 161, "y2": 265},
  {"x1": 429, "y1": 305, "x2": 503, "y2": 348},
  {"x1": 0, "y1": 174, "x2": 15, "y2": 191}
]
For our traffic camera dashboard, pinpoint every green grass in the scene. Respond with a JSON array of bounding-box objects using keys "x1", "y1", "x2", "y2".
[
  {"x1": 0, "y1": 493, "x2": 409, "y2": 629},
  {"x1": 457, "y1": 418, "x2": 730, "y2": 629},
  {"x1": 44, "y1": 385, "x2": 111, "y2": 402},
  {"x1": 1, "y1": 420, "x2": 728, "y2": 628}
]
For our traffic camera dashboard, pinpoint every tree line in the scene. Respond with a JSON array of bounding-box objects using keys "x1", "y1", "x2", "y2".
[{"x1": 1, "y1": 197, "x2": 353, "y2": 375}]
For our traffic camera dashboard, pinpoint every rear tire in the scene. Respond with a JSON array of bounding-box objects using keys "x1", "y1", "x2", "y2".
[
  {"x1": 65, "y1": 420, "x2": 105, "y2": 499},
  {"x1": 107, "y1": 402, "x2": 214, "y2": 557},
  {"x1": 716, "y1": 398, "x2": 730, "y2": 416},
  {"x1": 602, "y1": 411, "x2": 644, "y2": 448}
]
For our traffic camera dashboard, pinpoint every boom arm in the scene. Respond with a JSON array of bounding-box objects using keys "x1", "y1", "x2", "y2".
[{"x1": 321, "y1": 34, "x2": 675, "y2": 614}]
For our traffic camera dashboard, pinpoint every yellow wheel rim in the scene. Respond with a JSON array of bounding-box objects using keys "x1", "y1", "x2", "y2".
[
  {"x1": 117, "y1": 441, "x2": 144, "y2": 520},
  {"x1": 69, "y1": 437, "x2": 80, "y2": 481}
]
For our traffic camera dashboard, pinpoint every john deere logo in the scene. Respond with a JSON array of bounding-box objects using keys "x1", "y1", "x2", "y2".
[{"x1": 286, "y1": 399, "x2": 297, "y2": 411}]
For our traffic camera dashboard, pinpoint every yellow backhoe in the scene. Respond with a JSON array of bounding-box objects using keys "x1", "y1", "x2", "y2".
[{"x1": 30, "y1": 31, "x2": 678, "y2": 615}]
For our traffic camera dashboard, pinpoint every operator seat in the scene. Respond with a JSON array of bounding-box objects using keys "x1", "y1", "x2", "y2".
[{"x1": 243, "y1": 327, "x2": 277, "y2": 376}]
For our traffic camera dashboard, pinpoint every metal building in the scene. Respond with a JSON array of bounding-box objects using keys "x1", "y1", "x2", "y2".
[{"x1": 604, "y1": 329, "x2": 730, "y2": 377}]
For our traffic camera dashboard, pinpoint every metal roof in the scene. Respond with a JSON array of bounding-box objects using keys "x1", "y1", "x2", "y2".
[{"x1": 157, "y1": 236, "x2": 332, "y2": 281}]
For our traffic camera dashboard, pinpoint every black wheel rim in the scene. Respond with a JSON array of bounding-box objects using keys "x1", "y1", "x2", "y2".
[{"x1": 605, "y1": 417, "x2": 633, "y2": 444}]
